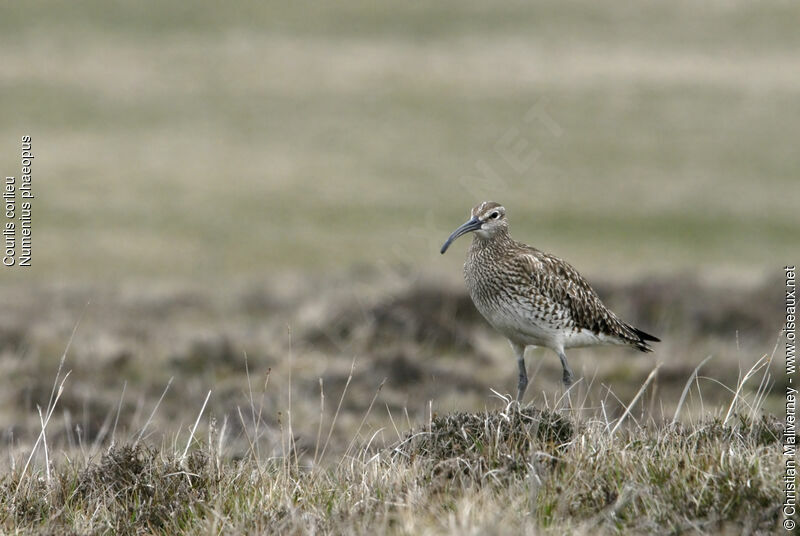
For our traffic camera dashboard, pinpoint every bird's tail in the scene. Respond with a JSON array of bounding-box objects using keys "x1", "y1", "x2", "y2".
[{"x1": 627, "y1": 324, "x2": 660, "y2": 353}]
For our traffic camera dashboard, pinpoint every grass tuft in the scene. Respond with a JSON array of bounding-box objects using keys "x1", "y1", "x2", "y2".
[{"x1": 74, "y1": 444, "x2": 213, "y2": 534}]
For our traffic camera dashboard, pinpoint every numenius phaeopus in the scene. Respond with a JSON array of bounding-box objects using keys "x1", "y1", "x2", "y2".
[{"x1": 441, "y1": 201, "x2": 659, "y2": 400}]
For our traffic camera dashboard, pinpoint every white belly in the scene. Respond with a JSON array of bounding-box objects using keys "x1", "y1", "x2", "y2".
[
  {"x1": 472, "y1": 295, "x2": 563, "y2": 349},
  {"x1": 472, "y1": 294, "x2": 622, "y2": 351}
]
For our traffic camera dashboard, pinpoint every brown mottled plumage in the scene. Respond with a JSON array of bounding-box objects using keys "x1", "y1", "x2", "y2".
[{"x1": 441, "y1": 201, "x2": 659, "y2": 400}]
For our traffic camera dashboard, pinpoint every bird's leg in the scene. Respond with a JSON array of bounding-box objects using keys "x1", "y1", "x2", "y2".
[
  {"x1": 517, "y1": 357, "x2": 528, "y2": 402},
  {"x1": 556, "y1": 349, "x2": 575, "y2": 410},
  {"x1": 557, "y1": 350, "x2": 574, "y2": 388},
  {"x1": 511, "y1": 342, "x2": 528, "y2": 402}
]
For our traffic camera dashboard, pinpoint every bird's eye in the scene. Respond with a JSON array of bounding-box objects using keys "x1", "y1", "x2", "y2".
[{"x1": 489, "y1": 211, "x2": 499, "y2": 219}]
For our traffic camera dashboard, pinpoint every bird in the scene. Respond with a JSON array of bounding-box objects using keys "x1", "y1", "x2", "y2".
[{"x1": 440, "y1": 201, "x2": 659, "y2": 401}]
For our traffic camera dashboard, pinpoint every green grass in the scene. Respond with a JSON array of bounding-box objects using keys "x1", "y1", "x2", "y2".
[{"x1": 0, "y1": 1, "x2": 798, "y2": 282}]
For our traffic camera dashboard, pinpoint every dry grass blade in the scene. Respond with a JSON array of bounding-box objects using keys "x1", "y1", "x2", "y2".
[
  {"x1": 318, "y1": 359, "x2": 355, "y2": 462},
  {"x1": 236, "y1": 405, "x2": 259, "y2": 466},
  {"x1": 341, "y1": 378, "x2": 386, "y2": 464},
  {"x1": 385, "y1": 403, "x2": 403, "y2": 443},
  {"x1": 110, "y1": 381, "x2": 127, "y2": 447},
  {"x1": 36, "y1": 407, "x2": 49, "y2": 485},
  {"x1": 181, "y1": 390, "x2": 212, "y2": 461},
  {"x1": 134, "y1": 377, "x2": 173, "y2": 447},
  {"x1": 313, "y1": 378, "x2": 324, "y2": 466},
  {"x1": 14, "y1": 304, "x2": 90, "y2": 493},
  {"x1": 243, "y1": 352, "x2": 261, "y2": 460},
  {"x1": 287, "y1": 325, "x2": 297, "y2": 472},
  {"x1": 611, "y1": 365, "x2": 660, "y2": 436},
  {"x1": 672, "y1": 355, "x2": 712, "y2": 425},
  {"x1": 723, "y1": 354, "x2": 769, "y2": 426},
  {"x1": 15, "y1": 370, "x2": 71, "y2": 495},
  {"x1": 749, "y1": 334, "x2": 783, "y2": 422}
]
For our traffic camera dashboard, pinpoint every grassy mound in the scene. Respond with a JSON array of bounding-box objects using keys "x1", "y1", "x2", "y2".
[{"x1": 392, "y1": 407, "x2": 573, "y2": 486}]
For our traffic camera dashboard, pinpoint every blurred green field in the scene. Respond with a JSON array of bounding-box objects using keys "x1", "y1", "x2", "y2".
[{"x1": 1, "y1": 0, "x2": 798, "y2": 283}]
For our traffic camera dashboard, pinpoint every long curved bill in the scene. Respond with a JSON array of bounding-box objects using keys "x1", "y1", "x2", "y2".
[{"x1": 440, "y1": 217, "x2": 482, "y2": 254}]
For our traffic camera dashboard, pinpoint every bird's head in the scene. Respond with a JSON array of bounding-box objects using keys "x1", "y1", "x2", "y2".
[{"x1": 440, "y1": 201, "x2": 507, "y2": 254}]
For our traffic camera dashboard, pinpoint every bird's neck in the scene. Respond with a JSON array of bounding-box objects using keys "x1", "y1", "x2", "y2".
[{"x1": 470, "y1": 228, "x2": 514, "y2": 254}]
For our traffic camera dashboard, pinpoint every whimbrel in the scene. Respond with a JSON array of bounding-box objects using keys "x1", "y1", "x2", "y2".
[{"x1": 441, "y1": 201, "x2": 659, "y2": 400}]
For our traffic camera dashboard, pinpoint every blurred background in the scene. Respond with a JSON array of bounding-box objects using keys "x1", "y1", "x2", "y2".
[{"x1": 0, "y1": 1, "x2": 797, "y2": 459}]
